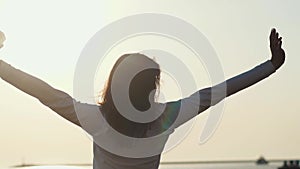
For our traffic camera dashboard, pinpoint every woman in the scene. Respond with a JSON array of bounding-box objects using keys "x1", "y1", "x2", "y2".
[{"x1": 0, "y1": 28, "x2": 285, "y2": 169}]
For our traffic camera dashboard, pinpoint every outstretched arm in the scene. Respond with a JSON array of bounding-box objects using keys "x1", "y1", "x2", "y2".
[
  {"x1": 0, "y1": 32, "x2": 81, "y2": 126},
  {"x1": 198, "y1": 28, "x2": 285, "y2": 112},
  {"x1": 171, "y1": 28, "x2": 285, "y2": 127},
  {"x1": 0, "y1": 60, "x2": 81, "y2": 126}
]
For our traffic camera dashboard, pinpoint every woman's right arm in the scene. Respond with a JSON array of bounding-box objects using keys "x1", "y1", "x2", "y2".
[{"x1": 0, "y1": 60, "x2": 81, "y2": 126}]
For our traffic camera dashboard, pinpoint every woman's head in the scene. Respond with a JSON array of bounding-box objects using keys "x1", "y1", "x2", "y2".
[
  {"x1": 99, "y1": 53, "x2": 161, "y2": 137},
  {"x1": 101, "y1": 53, "x2": 160, "y2": 109}
]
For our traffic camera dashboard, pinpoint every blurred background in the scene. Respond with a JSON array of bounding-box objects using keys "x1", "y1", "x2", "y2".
[{"x1": 0, "y1": 0, "x2": 299, "y2": 168}]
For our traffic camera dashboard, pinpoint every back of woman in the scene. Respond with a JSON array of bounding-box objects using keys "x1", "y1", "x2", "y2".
[{"x1": 0, "y1": 29, "x2": 286, "y2": 169}]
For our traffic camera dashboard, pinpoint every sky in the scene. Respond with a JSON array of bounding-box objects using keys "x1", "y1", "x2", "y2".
[{"x1": 0, "y1": 0, "x2": 299, "y2": 167}]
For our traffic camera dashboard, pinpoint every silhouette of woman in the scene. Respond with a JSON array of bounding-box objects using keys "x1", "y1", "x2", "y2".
[{"x1": 0, "y1": 28, "x2": 285, "y2": 169}]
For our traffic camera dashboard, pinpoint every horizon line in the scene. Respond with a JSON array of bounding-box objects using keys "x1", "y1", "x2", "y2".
[{"x1": 10, "y1": 158, "x2": 299, "y2": 168}]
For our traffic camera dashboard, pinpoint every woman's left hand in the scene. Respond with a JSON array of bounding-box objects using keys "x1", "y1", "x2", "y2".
[
  {"x1": 270, "y1": 28, "x2": 285, "y2": 70},
  {"x1": 0, "y1": 31, "x2": 6, "y2": 49}
]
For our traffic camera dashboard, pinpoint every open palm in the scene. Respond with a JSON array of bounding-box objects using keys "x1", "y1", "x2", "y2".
[
  {"x1": 0, "y1": 31, "x2": 5, "y2": 49},
  {"x1": 270, "y1": 28, "x2": 285, "y2": 70}
]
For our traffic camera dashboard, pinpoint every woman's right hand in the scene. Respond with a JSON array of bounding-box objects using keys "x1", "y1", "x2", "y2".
[{"x1": 0, "y1": 31, "x2": 6, "y2": 49}]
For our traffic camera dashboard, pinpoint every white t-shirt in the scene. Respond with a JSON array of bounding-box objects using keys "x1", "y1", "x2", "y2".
[{"x1": 0, "y1": 60, "x2": 276, "y2": 169}]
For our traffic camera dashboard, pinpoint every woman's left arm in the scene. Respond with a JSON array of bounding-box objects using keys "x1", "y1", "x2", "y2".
[
  {"x1": 171, "y1": 28, "x2": 285, "y2": 127},
  {"x1": 199, "y1": 28, "x2": 285, "y2": 111}
]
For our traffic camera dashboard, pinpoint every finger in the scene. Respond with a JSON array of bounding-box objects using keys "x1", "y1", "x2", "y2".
[
  {"x1": 270, "y1": 28, "x2": 276, "y2": 41},
  {"x1": 274, "y1": 36, "x2": 282, "y2": 46},
  {"x1": 278, "y1": 40, "x2": 282, "y2": 48},
  {"x1": 271, "y1": 28, "x2": 276, "y2": 34}
]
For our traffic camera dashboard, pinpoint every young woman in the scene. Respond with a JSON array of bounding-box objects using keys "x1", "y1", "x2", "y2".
[{"x1": 0, "y1": 28, "x2": 285, "y2": 169}]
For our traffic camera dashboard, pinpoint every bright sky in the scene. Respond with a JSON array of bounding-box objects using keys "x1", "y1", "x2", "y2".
[{"x1": 0, "y1": 0, "x2": 299, "y2": 167}]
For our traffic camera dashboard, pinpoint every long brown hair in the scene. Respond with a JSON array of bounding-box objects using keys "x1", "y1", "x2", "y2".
[{"x1": 99, "y1": 53, "x2": 161, "y2": 138}]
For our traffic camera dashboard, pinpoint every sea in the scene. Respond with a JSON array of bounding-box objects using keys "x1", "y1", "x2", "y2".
[
  {"x1": 159, "y1": 162, "x2": 282, "y2": 169},
  {"x1": 3, "y1": 162, "x2": 285, "y2": 169}
]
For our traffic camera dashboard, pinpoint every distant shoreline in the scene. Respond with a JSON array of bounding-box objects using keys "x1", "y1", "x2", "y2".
[
  {"x1": 160, "y1": 159, "x2": 297, "y2": 165},
  {"x1": 10, "y1": 159, "x2": 298, "y2": 168}
]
